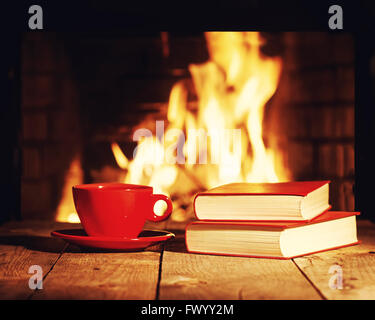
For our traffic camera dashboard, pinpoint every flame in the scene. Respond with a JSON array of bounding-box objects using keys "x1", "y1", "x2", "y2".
[
  {"x1": 111, "y1": 142, "x2": 128, "y2": 169},
  {"x1": 110, "y1": 32, "x2": 289, "y2": 212},
  {"x1": 57, "y1": 32, "x2": 290, "y2": 223},
  {"x1": 55, "y1": 155, "x2": 83, "y2": 223}
]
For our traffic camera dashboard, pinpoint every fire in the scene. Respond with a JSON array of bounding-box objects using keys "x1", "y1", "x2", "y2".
[
  {"x1": 56, "y1": 32, "x2": 290, "y2": 223},
  {"x1": 112, "y1": 32, "x2": 289, "y2": 212},
  {"x1": 55, "y1": 155, "x2": 83, "y2": 223},
  {"x1": 111, "y1": 142, "x2": 129, "y2": 170}
]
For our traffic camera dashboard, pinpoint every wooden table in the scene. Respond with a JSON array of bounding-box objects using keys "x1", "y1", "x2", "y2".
[{"x1": 1, "y1": 218, "x2": 375, "y2": 300}]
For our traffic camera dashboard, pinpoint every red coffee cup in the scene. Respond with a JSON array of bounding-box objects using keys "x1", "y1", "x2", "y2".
[{"x1": 72, "y1": 183, "x2": 173, "y2": 238}]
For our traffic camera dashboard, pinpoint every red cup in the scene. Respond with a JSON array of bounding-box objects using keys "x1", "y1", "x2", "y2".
[{"x1": 72, "y1": 183, "x2": 173, "y2": 238}]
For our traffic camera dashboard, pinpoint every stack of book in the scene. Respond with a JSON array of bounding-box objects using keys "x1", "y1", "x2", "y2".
[{"x1": 185, "y1": 181, "x2": 359, "y2": 259}]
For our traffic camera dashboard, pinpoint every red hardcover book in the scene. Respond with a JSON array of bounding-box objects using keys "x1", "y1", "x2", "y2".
[
  {"x1": 185, "y1": 211, "x2": 360, "y2": 259},
  {"x1": 193, "y1": 181, "x2": 331, "y2": 221}
]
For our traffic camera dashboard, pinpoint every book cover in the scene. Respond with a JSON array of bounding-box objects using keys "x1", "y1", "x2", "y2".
[
  {"x1": 195, "y1": 180, "x2": 330, "y2": 197},
  {"x1": 193, "y1": 181, "x2": 331, "y2": 221}
]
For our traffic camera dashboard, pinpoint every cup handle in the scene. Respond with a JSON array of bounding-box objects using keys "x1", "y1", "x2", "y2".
[{"x1": 149, "y1": 194, "x2": 173, "y2": 222}]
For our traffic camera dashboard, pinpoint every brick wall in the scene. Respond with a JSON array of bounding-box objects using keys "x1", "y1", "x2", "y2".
[
  {"x1": 21, "y1": 33, "x2": 81, "y2": 219},
  {"x1": 269, "y1": 32, "x2": 355, "y2": 211}
]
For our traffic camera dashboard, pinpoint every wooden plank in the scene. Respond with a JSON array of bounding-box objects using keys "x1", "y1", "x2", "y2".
[
  {"x1": 158, "y1": 232, "x2": 322, "y2": 300},
  {"x1": 0, "y1": 245, "x2": 66, "y2": 299},
  {"x1": 7, "y1": 219, "x2": 374, "y2": 300},
  {"x1": 32, "y1": 250, "x2": 161, "y2": 299},
  {"x1": 293, "y1": 220, "x2": 375, "y2": 299},
  {"x1": 0, "y1": 220, "x2": 163, "y2": 300},
  {"x1": 0, "y1": 220, "x2": 68, "y2": 299}
]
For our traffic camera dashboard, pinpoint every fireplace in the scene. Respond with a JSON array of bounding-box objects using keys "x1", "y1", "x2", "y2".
[{"x1": 17, "y1": 31, "x2": 355, "y2": 223}]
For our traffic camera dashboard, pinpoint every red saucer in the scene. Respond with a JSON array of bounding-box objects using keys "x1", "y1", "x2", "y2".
[{"x1": 51, "y1": 229, "x2": 174, "y2": 251}]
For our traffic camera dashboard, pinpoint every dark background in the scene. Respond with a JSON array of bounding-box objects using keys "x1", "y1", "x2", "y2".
[{"x1": 1, "y1": 1, "x2": 375, "y2": 223}]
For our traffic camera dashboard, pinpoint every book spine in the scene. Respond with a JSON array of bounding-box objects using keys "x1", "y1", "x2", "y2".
[{"x1": 192, "y1": 193, "x2": 200, "y2": 220}]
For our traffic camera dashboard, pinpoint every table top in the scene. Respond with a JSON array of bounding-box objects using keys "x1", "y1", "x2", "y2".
[{"x1": 0, "y1": 218, "x2": 375, "y2": 300}]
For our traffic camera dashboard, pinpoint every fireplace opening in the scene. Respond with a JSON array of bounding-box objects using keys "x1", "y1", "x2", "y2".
[{"x1": 18, "y1": 32, "x2": 355, "y2": 223}]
